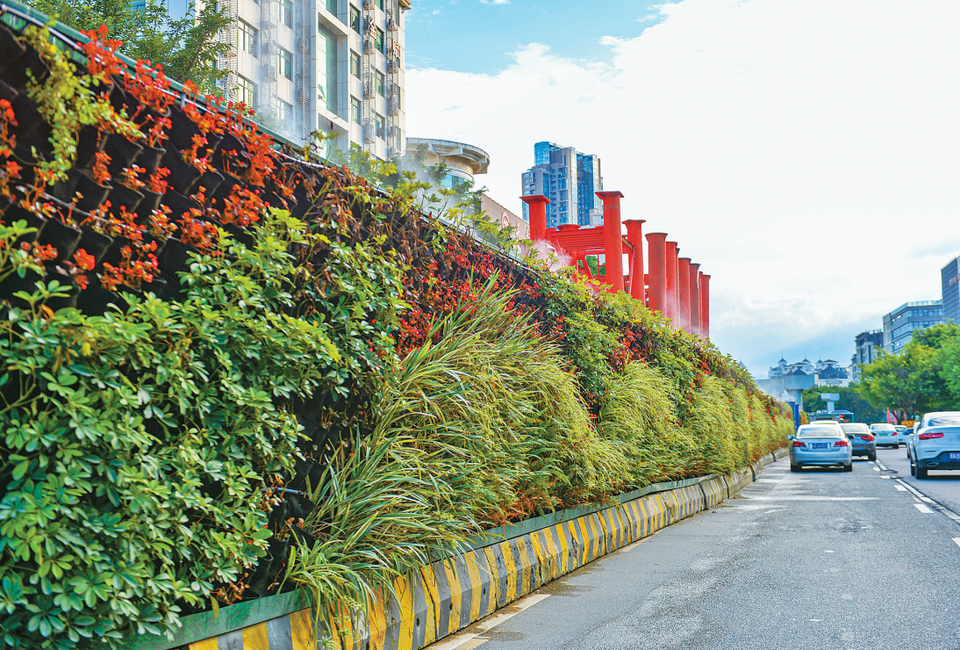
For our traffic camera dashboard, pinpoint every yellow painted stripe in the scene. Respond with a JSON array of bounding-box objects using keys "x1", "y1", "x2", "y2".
[
  {"x1": 514, "y1": 536, "x2": 531, "y2": 597},
  {"x1": 289, "y1": 609, "x2": 315, "y2": 650},
  {"x1": 394, "y1": 573, "x2": 415, "y2": 649},
  {"x1": 481, "y1": 546, "x2": 500, "y2": 615},
  {"x1": 499, "y1": 540, "x2": 517, "y2": 603},
  {"x1": 630, "y1": 500, "x2": 643, "y2": 538},
  {"x1": 542, "y1": 526, "x2": 560, "y2": 580},
  {"x1": 188, "y1": 638, "x2": 218, "y2": 650},
  {"x1": 242, "y1": 622, "x2": 269, "y2": 650},
  {"x1": 419, "y1": 566, "x2": 440, "y2": 646},
  {"x1": 366, "y1": 590, "x2": 387, "y2": 650},
  {"x1": 575, "y1": 517, "x2": 591, "y2": 566},
  {"x1": 442, "y1": 558, "x2": 463, "y2": 636},
  {"x1": 553, "y1": 524, "x2": 569, "y2": 574},
  {"x1": 565, "y1": 520, "x2": 581, "y2": 570},
  {"x1": 465, "y1": 551, "x2": 484, "y2": 622}
]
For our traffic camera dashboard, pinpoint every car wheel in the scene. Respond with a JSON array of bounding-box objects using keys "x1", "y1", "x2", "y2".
[
  {"x1": 868, "y1": 453, "x2": 876, "y2": 461},
  {"x1": 790, "y1": 464, "x2": 800, "y2": 472},
  {"x1": 844, "y1": 463, "x2": 853, "y2": 472},
  {"x1": 916, "y1": 464, "x2": 928, "y2": 479},
  {"x1": 910, "y1": 457, "x2": 916, "y2": 476}
]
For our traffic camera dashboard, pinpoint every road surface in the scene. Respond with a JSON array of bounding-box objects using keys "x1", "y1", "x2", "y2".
[{"x1": 429, "y1": 455, "x2": 960, "y2": 650}]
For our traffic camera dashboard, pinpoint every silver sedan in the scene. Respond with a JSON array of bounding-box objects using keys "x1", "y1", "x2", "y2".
[{"x1": 790, "y1": 422, "x2": 853, "y2": 472}]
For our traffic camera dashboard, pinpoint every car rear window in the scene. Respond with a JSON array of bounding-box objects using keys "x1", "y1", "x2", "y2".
[
  {"x1": 841, "y1": 424, "x2": 869, "y2": 434},
  {"x1": 871, "y1": 424, "x2": 896, "y2": 432},
  {"x1": 798, "y1": 426, "x2": 842, "y2": 438},
  {"x1": 927, "y1": 416, "x2": 960, "y2": 427}
]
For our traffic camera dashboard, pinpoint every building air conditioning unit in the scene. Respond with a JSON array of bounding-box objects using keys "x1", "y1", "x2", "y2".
[
  {"x1": 363, "y1": 123, "x2": 375, "y2": 143},
  {"x1": 387, "y1": 18, "x2": 397, "y2": 31},
  {"x1": 363, "y1": 39, "x2": 373, "y2": 54},
  {"x1": 297, "y1": 37, "x2": 310, "y2": 53}
]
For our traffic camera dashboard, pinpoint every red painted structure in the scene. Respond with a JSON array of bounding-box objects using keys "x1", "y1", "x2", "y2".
[
  {"x1": 596, "y1": 192, "x2": 624, "y2": 293},
  {"x1": 699, "y1": 273, "x2": 710, "y2": 339},
  {"x1": 520, "y1": 191, "x2": 711, "y2": 339},
  {"x1": 646, "y1": 233, "x2": 667, "y2": 313},
  {"x1": 520, "y1": 195, "x2": 550, "y2": 242},
  {"x1": 625, "y1": 219, "x2": 645, "y2": 300},
  {"x1": 689, "y1": 262, "x2": 701, "y2": 338},
  {"x1": 665, "y1": 241, "x2": 678, "y2": 322},
  {"x1": 678, "y1": 257, "x2": 692, "y2": 334}
]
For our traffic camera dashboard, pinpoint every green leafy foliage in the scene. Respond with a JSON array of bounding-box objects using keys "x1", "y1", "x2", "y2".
[
  {"x1": 0, "y1": 211, "x2": 402, "y2": 648},
  {"x1": 21, "y1": 0, "x2": 231, "y2": 92}
]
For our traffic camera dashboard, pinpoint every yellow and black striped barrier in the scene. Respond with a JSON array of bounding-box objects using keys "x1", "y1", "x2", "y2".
[{"x1": 184, "y1": 457, "x2": 785, "y2": 650}]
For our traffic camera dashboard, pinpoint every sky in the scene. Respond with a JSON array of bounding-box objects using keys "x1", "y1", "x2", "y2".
[{"x1": 403, "y1": 0, "x2": 960, "y2": 380}]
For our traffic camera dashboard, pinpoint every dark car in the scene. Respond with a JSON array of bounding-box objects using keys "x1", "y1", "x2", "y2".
[{"x1": 840, "y1": 423, "x2": 877, "y2": 461}]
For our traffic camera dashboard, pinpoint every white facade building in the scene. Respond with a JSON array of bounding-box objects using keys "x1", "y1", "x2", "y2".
[{"x1": 217, "y1": 0, "x2": 409, "y2": 159}]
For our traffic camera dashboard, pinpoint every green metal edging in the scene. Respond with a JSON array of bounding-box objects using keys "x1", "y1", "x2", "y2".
[{"x1": 122, "y1": 590, "x2": 313, "y2": 650}]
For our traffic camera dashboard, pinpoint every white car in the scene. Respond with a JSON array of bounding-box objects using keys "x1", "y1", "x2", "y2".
[
  {"x1": 789, "y1": 422, "x2": 853, "y2": 472},
  {"x1": 894, "y1": 425, "x2": 909, "y2": 445},
  {"x1": 911, "y1": 412, "x2": 960, "y2": 479},
  {"x1": 869, "y1": 423, "x2": 899, "y2": 449}
]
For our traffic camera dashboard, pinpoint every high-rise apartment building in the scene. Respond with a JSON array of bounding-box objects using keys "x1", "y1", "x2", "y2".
[
  {"x1": 882, "y1": 300, "x2": 944, "y2": 353},
  {"x1": 942, "y1": 255, "x2": 960, "y2": 323},
  {"x1": 216, "y1": 0, "x2": 409, "y2": 159},
  {"x1": 521, "y1": 142, "x2": 603, "y2": 229}
]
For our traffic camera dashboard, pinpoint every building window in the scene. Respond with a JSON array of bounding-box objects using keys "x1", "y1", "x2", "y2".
[
  {"x1": 377, "y1": 0, "x2": 384, "y2": 8},
  {"x1": 375, "y1": 71, "x2": 385, "y2": 96},
  {"x1": 326, "y1": 0, "x2": 337, "y2": 14},
  {"x1": 238, "y1": 76, "x2": 256, "y2": 106},
  {"x1": 350, "y1": 51, "x2": 360, "y2": 78},
  {"x1": 350, "y1": 5, "x2": 361, "y2": 32},
  {"x1": 375, "y1": 27, "x2": 385, "y2": 53},
  {"x1": 375, "y1": 113, "x2": 385, "y2": 139},
  {"x1": 278, "y1": 48, "x2": 293, "y2": 80},
  {"x1": 239, "y1": 21, "x2": 258, "y2": 57},
  {"x1": 351, "y1": 96, "x2": 361, "y2": 124},
  {"x1": 278, "y1": 100, "x2": 293, "y2": 131},
  {"x1": 281, "y1": 0, "x2": 294, "y2": 27}
]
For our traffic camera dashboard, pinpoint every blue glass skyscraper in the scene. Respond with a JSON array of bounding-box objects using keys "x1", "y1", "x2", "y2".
[{"x1": 522, "y1": 141, "x2": 603, "y2": 229}]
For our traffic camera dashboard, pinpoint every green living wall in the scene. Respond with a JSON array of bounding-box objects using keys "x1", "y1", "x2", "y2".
[{"x1": 0, "y1": 13, "x2": 792, "y2": 649}]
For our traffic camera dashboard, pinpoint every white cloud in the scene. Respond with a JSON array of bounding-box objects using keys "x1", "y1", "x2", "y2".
[
  {"x1": 480, "y1": 0, "x2": 510, "y2": 4},
  {"x1": 406, "y1": 0, "x2": 960, "y2": 378}
]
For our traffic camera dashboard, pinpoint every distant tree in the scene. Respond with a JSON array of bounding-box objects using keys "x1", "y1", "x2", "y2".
[
  {"x1": 23, "y1": 0, "x2": 231, "y2": 93},
  {"x1": 857, "y1": 344, "x2": 947, "y2": 423},
  {"x1": 801, "y1": 388, "x2": 825, "y2": 413}
]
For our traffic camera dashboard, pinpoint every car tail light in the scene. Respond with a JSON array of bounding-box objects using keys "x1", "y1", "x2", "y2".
[
  {"x1": 835, "y1": 440, "x2": 849, "y2": 447},
  {"x1": 793, "y1": 440, "x2": 805, "y2": 447},
  {"x1": 919, "y1": 432, "x2": 944, "y2": 440},
  {"x1": 863, "y1": 435, "x2": 874, "y2": 441}
]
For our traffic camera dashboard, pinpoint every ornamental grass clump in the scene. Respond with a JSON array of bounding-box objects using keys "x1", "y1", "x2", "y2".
[
  {"x1": 597, "y1": 361, "x2": 698, "y2": 486},
  {"x1": 371, "y1": 276, "x2": 622, "y2": 525}
]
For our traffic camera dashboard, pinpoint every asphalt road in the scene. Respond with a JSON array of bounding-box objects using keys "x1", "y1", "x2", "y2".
[
  {"x1": 429, "y1": 456, "x2": 960, "y2": 650},
  {"x1": 876, "y1": 445, "x2": 960, "y2": 518}
]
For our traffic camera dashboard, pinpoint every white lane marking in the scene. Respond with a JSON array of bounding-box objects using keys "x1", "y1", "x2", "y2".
[
  {"x1": 881, "y1": 475, "x2": 890, "y2": 479},
  {"x1": 873, "y1": 467, "x2": 880, "y2": 471},
  {"x1": 809, "y1": 619, "x2": 822, "y2": 622},
  {"x1": 915, "y1": 504, "x2": 934, "y2": 514},
  {"x1": 428, "y1": 593, "x2": 550, "y2": 650},
  {"x1": 953, "y1": 538, "x2": 960, "y2": 549},
  {"x1": 824, "y1": 550, "x2": 835, "y2": 553},
  {"x1": 920, "y1": 496, "x2": 934, "y2": 503},
  {"x1": 878, "y1": 464, "x2": 889, "y2": 470},
  {"x1": 895, "y1": 485, "x2": 907, "y2": 491},
  {"x1": 619, "y1": 537, "x2": 650, "y2": 553}
]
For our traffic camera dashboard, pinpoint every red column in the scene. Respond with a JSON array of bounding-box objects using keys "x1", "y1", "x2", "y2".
[
  {"x1": 665, "y1": 241, "x2": 679, "y2": 322},
  {"x1": 520, "y1": 195, "x2": 550, "y2": 242},
  {"x1": 625, "y1": 220, "x2": 645, "y2": 301},
  {"x1": 596, "y1": 191, "x2": 624, "y2": 293},
  {"x1": 646, "y1": 233, "x2": 667, "y2": 314},
  {"x1": 689, "y1": 262, "x2": 701, "y2": 338},
  {"x1": 678, "y1": 257, "x2": 692, "y2": 334},
  {"x1": 700, "y1": 273, "x2": 710, "y2": 339}
]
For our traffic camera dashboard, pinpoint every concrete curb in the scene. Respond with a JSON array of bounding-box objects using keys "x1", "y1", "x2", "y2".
[{"x1": 185, "y1": 450, "x2": 788, "y2": 650}]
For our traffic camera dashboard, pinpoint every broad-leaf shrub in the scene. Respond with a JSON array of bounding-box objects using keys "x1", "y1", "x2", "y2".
[{"x1": 0, "y1": 211, "x2": 398, "y2": 649}]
